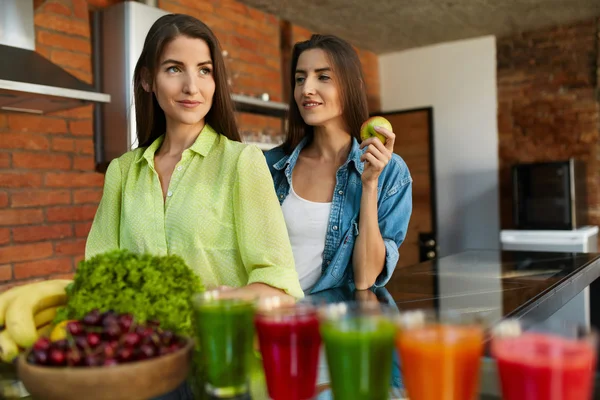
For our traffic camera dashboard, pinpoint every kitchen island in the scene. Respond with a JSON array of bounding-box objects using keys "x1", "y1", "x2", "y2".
[{"x1": 3, "y1": 249, "x2": 600, "y2": 399}]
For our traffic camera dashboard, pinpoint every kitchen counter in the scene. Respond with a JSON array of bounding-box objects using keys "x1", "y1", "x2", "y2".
[{"x1": 4, "y1": 250, "x2": 600, "y2": 399}]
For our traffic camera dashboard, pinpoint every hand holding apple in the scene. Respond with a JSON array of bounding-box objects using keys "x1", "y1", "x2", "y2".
[{"x1": 359, "y1": 116, "x2": 396, "y2": 185}]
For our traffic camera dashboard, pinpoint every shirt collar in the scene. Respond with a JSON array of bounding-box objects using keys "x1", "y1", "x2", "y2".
[
  {"x1": 134, "y1": 123, "x2": 218, "y2": 166},
  {"x1": 273, "y1": 136, "x2": 365, "y2": 175}
]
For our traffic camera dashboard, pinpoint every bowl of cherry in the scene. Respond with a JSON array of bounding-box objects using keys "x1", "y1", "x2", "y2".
[{"x1": 17, "y1": 310, "x2": 194, "y2": 400}]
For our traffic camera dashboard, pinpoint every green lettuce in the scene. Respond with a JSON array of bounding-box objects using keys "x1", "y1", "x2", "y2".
[{"x1": 56, "y1": 250, "x2": 204, "y2": 335}]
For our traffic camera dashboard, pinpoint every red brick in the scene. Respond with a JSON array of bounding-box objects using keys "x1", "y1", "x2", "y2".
[
  {"x1": 75, "y1": 139, "x2": 95, "y2": 155},
  {"x1": 34, "y1": 13, "x2": 89, "y2": 38},
  {"x1": 12, "y1": 224, "x2": 73, "y2": 243},
  {"x1": 74, "y1": 221, "x2": 92, "y2": 238},
  {"x1": 35, "y1": 44, "x2": 52, "y2": 60},
  {"x1": 69, "y1": 119, "x2": 93, "y2": 136},
  {"x1": 52, "y1": 272, "x2": 75, "y2": 280},
  {"x1": 0, "y1": 265, "x2": 12, "y2": 282},
  {"x1": 73, "y1": 156, "x2": 95, "y2": 171},
  {"x1": 73, "y1": 189, "x2": 102, "y2": 204},
  {"x1": 0, "y1": 228, "x2": 9, "y2": 245},
  {"x1": 0, "y1": 242, "x2": 53, "y2": 264},
  {"x1": 64, "y1": 67, "x2": 92, "y2": 84},
  {"x1": 51, "y1": 137, "x2": 75, "y2": 152},
  {"x1": 0, "y1": 114, "x2": 6, "y2": 129},
  {"x1": 0, "y1": 279, "x2": 36, "y2": 292},
  {"x1": 73, "y1": 254, "x2": 84, "y2": 267},
  {"x1": 46, "y1": 205, "x2": 98, "y2": 222},
  {"x1": 11, "y1": 190, "x2": 71, "y2": 208},
  {"x1": 0, "y1": 192, "x2": 7, "y2": 208},
  {"x1": 0, "y1": 172, "x2": 42, "y2": 188},
  {"x1": 0, "y1": 133, "x2": 50, "y2": 150},
  {"x1": 0, "y1": 153, "x2": 9, "y2": 168},
  {"x1": 7, "y1": 114, "x2": 67, "y2": 134},
  {"x1": 55, "y1": 239, "x2": 86, "y2": 256},
  {"x1": 12, "y1": 152, "x2": 71, "y2": 170},
  {"x1": 14, "y1": 257, "x2": 72, "y2": 279},
  {"x1": 50, "y1": 105, "x2": 93, "y2": 119},
  {"x1": 0, "y1": 209, "x2": 44, "y2": 226},
  {"x1": 72, "y1": 0, "x2": 89, "y2": 20},
  {"x1": 51, "y1": 50, "x2": 91, "y2": 73},
  {"x1": 45, "y1": 172, "x2": 104, "y2": 188},
  {"x1": 37, "y1": 30, "x2": 91, "y2": 54},
  {"x1": 43, "y1": 1, "x2": 72, "y2": 16}
]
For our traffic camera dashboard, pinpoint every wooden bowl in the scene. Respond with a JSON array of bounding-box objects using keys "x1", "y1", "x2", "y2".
[{"x1": 17, "y1": 338, "x2": 194, "y2": 400}]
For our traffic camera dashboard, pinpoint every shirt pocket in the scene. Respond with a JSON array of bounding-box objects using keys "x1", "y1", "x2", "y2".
[{"x1": 330, "y1": 219, "x2": 359, "y2": 279}]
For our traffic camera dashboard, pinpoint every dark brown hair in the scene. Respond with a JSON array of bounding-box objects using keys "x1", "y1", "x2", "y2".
[
  {"x1": 133, "y1": 14, "x2": 240, "y2": 147},
  {"x1": 282, "y1": 34, "x2": 369, "y2": 153}
]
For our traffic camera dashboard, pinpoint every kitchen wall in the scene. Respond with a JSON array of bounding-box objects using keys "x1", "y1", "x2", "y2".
[
  {"x1": 497, "y1": 18, "x2": 600, "y2": 229},
  {"x1": 0, "y1": 0, "x2": 381, "y2": 288},
  {"x1": 379, "y1": 36, "x2": 500, "y2": 257}
]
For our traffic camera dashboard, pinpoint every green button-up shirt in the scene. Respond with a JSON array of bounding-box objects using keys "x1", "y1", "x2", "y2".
[{"x1": 86, "y1": 124, "x2": 303, "y2": 298}]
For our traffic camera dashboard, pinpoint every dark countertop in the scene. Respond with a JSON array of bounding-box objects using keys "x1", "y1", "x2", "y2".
[
  {"x1": 5, "y1": 250, "x2": 600, "y2": 399},
  {"x1": 312, "y1": 249, "x2": 600, "y2": 324}
]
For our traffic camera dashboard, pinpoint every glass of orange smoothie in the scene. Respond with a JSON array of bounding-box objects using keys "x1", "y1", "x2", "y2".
[{"x1": 395, "y1": 309, "x2": 485, "y2": 400}]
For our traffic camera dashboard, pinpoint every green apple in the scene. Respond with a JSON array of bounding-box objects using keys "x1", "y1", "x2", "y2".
[{"x1": 360, "y1": 116, "x2": 392, "y2": 144}]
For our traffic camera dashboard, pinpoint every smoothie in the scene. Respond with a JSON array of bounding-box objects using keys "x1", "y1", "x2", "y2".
[
  {"x1": 194, "y1": 297, "x2": 255, "y2": 397},
  {"x1": 255, "y1": 309, "x2": 321, "y2": 400},
  {"x1": 321, "y1": 316, "x2": 396, "y2": 400},
  {"x1": 396, "y1": 324, "x2": 483, "y2": 400},
  {"x1": 492, "y1": 333, "x2": 596, "y2": 400}
]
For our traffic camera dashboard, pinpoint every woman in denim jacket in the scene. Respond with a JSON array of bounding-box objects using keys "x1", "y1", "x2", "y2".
[{"x1": 265, "y1": 34, "x2": 413, "y2": 294}]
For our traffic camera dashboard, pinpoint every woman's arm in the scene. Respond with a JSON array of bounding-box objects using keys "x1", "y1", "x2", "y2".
[
  {"x1": 85, "y1": 158, "x2": 123, "y2": 259},
  {"x1": 232, "y1": 146, "x2": 304, "y2": 299},
  {"x1": 352, "y1": 180, "x2": 387, "y2": 289},
  {"x1": 353, "y1": 126, "x2": 409, "y2": 289}
]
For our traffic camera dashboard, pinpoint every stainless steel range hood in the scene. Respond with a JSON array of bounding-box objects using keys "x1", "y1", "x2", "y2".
[{"x1": 0, "y1": 0, "x2": 110, "y2": 114}]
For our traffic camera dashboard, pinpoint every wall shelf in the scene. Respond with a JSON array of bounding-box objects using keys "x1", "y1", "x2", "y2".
[{"x1": 232, "y1": 94, "x2": 288, "y2": 118}]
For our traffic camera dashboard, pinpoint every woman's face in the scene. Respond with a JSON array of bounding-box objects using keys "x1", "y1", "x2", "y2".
[
  {"x1": 150, "y1": 35, "x2": 215, "y2": 130},
  {"x1": 294, "y1": 49, "x2": 344, "y2": 130}
]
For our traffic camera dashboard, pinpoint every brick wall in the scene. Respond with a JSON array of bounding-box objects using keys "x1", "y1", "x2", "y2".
[
  {"x1": 0, "y1": 0, "x2": 381, "y2": 288},
  {"x1": 497, "y1": 18, "x2": 600, "y2": 229}
]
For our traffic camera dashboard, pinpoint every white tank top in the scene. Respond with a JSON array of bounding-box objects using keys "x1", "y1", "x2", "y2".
[{"x1": 281, "y1": 183, "x2": 332, "y2": 292}]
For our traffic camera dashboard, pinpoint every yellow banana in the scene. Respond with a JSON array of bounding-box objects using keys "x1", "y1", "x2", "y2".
[
  {"x1": 36, "y1": 324, "x2": 53, "y2": 339},
  {"x1": 33, "y1": 307, "x2": 59, "y2": 328},
  {"x1": 0, "y1": 324, "x2": 55, "y2": 363},
  {"x1": 0, "y1": 329, "x2": 19, "y2": 363},
  {"x1": 6, "y1": 280, "x2": 70, "y2": 348},
  {"x1": 0, "y1": 280, "x2": 71, "y2": 326}
]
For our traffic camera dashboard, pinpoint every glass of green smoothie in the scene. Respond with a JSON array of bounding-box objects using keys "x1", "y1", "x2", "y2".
[
  {"x1": 319, "y1": 301, "x2": 397, "y2": 400},
  {"x1": 192, "y1": 290, "x2": 256, "y2": 398}
]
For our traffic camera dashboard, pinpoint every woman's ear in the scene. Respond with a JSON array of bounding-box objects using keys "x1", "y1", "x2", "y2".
[{"x1": 141, "y1": 68, "x2": 152, "y2": 93}]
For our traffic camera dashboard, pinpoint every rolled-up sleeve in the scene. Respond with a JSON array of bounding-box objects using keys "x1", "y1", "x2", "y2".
[
  {"x1": 373, "y1": 178, "x2": 413, "y2": 287},
  {"x1": 233, "y1": 145, "x2": 304, "y2": 298}
]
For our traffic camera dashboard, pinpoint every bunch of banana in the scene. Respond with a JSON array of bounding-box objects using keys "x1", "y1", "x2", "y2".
[{"x1": 0, "y1": 279, "x2": 72, "y2": 362}]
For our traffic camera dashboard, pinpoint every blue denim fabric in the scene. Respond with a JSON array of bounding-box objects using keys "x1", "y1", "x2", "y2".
[{"x1": 264, "y1": 137, "x2": 413, "y2": 294}]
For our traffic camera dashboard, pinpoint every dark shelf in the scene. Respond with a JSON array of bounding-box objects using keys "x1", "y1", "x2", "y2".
[{"x1": 232, "y1": 94, "x2": 288, "y2": 118}]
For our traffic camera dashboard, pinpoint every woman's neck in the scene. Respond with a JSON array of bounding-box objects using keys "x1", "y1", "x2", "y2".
[
  {"x1": 308, "y1": 124, "x2": 352, "y2": 163},
  {"x1": 159, "y1": 120, "x2": 205, "y2": 156}
]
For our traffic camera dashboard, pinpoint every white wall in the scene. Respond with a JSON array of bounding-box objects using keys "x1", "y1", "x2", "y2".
[{"x1": 380, "y1": 36, "x2": 500, "y2": 257}]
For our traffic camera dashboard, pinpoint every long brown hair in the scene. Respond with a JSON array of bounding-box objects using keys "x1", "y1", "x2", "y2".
[
  {"x1": 133, "y1": 14, "x2": 240, "y2": 147},
  {"x1": 282, "y1": 34, "x2": 369, "y2": 154}
]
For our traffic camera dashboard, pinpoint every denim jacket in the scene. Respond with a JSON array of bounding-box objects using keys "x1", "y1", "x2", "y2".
[{"x1": 264, "y1": 137, "x2": 413, "y2": 293}]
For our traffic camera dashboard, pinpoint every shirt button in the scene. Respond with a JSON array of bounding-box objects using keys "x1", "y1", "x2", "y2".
[
  {"x1": 332, "y1": 225, "x2": 338, "y2": 231},
  {"x1": 167, "y1": 191, "x2": 173, "y2": 197},
  {"x1": 327, "y1": 261, "x2": 331, "y2": 265},
  {"x1": 338, "y1": 190, "x2": 344, "y2": 195},
  {"x1": 177, "y1": 166, "x2": 182, "y2": 171},
  {"x1": 279, "y1": 194, "x2": 284, "y2": 199}
]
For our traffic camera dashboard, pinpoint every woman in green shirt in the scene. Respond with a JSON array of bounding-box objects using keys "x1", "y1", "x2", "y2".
[{"x1": 86, "y1": 14, "x2": 303, "y2": 300}]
